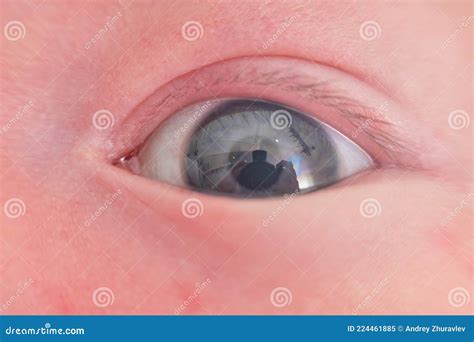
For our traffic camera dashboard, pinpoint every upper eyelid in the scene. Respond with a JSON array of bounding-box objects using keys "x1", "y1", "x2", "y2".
[
  {"x1": 109, "y1": 56, "x2": 420, "y2": 169},
  {"x1": 239, "y1": 70, "x2": 417, "y2": 166}
]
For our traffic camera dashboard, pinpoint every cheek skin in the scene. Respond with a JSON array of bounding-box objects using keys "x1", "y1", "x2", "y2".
[
  {"x1": 132, "y1": 171, "x2": 470, "y2": 315},
  {"x1": 0, "y1": 147, "x2": 471, "y2": 314},
  {"x1": 6, "y1": 163, "x2": 467, "y2": 314}
]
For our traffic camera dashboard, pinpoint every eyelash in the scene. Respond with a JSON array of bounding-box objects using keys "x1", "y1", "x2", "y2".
[{"x1": 107, "y1": 56, "x2": 417, "y2": 171}]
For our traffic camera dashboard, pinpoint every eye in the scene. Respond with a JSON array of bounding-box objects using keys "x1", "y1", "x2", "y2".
[{"x1": 120, "y1": 98, "x2": 373, "y2": 198}]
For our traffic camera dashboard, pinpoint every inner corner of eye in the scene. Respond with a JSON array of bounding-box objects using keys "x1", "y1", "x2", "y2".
[{"x1": 120, "y1": 98, "x2": 373, "y2": 198}]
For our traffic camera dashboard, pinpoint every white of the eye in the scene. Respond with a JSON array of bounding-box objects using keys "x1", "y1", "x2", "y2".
[
  {"x1": 137, "y1": 100, "x2": 222, "y2": 186},
  {"x1": 137, "y1": 99, "x2": 374, "y2": 188},
  {"x1": 322, "y1": 123, "x2": 373, "y2": 179}
]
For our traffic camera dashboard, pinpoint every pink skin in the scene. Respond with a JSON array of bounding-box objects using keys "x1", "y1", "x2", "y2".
[{"x1": 1, "y1": 1, "x2": 472, "y2": 314}]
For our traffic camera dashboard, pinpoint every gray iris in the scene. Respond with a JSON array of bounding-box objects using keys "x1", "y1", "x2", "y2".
[{"x1": 185, "y1": 99, "x2": 339, "y2": 197}]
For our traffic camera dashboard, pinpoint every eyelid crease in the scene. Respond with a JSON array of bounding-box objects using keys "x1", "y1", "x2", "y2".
[{"x1": 110, "y1": 57, "x2": 421, "y2": 170}]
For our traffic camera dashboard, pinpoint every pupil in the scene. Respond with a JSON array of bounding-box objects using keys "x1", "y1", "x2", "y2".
[{"x1": 236, "y1": 150, "x2": 279, "y2": 190}]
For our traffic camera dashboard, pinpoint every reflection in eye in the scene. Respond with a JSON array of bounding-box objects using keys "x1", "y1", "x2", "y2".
[{"x1": 124, "y1": 99, "x2": 373, "y2": 198}]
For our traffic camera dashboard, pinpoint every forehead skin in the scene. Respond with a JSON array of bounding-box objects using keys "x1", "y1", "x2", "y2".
[{"x1": 1, "y1": 0, "x2": 472, "y2": 314}]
